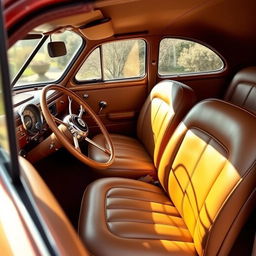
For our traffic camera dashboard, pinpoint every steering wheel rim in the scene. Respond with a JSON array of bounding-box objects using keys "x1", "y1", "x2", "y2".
[{"x1": 40, "y1": 84, "x2": 115, "y2": 169}]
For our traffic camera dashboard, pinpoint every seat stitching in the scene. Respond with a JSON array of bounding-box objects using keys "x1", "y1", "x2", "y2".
[
  {"x1": 193, "y1": 158, "x2": 227, "y2": 237},
  {"x1": 107, "y1": 220, "x2": 190, "y2": 230},
  {"x1": 107, "y1": 185, "x2": 166, "y2": 195},
  {"x1": 173, "y1": 135, "x2": 211, "y2": 218},
  {"x1": 106, "y1": 206, "x2": 180, "y2": 217},
  {"x1": 242, "y1": 84, "x2": 254, "y2": 107},
  {"x1": 107, "y1": 220, "x2": 189, "y2": 230},
  {"x1": 107, "y1": 195, "x2": 172, "y2": 205},
  {"x1": 153, "y1": 99, "x2": 163, "y2": 123},
  {"x1": 190, "y1": 127, "x2": 228, "y2": 155},
  {"x1": 155, "y1": 107, "x2": 169, "y2": 142}
]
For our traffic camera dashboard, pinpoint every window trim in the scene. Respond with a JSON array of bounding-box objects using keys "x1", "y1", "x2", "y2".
[
  {"x1": 157, "y1": 37, "x2": 226, "y2": 78},
  {"x1": 74, "y1": 38, "x2": 147, "y2": 84},
  {"x1": 12, "y1": 32, "x2": 86, "y2": 91}
]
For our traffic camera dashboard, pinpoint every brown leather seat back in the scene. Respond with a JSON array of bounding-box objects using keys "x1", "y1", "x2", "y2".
[
  {"x1": 157, "y1": 99, "x2": 256, "y2": 255},
  {"x1": 137, "y1": 80, "x2": 196, "y2": 167},
  {"x1": 225, "y1": 66, "x2": 256, "y2": 114}
]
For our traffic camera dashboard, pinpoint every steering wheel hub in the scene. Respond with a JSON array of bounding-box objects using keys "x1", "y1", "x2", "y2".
[{"x1": 72, "y1": 115, "x2": 88, "y2": 132}]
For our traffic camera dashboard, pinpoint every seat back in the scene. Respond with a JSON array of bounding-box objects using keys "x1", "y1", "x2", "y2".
[
  {"x1": 225, "y1": 66, "x2": 256, "y2": 114},
  {"x1": 136, "y1": 80, "x2": 196, "y2": 167},
  {"x1": 157, "y1": 99, "x2": 256, "y2": 255}
]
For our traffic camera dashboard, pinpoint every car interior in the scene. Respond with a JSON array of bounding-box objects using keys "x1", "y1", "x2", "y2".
[{"x1": 3, "y1": 0, "x2": 256, "y2": 255}]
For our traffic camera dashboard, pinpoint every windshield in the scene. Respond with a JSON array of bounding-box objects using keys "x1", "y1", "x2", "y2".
[{"x1": 8, "y1": 31, "x2": 83, "y2": 87}]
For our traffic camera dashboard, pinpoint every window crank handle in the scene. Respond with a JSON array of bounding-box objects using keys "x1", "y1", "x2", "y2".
[{"x1": 98, "y1": 101, "x2": 107, "y2": 114}]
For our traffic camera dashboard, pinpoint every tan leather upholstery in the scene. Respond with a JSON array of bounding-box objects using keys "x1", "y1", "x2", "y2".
[
  {"x1": 89, "y1": 80, "x2": 196, "y2": 177},
  {"x1": 80, "y1": 99, "x2": 256, "y2": 256},
  {"x1": 225, "y1": 66, "x2": 256, "y2": 114},
  {"x1": 19, "y1": 157, "x2": 89, "y2": 256},
  {"x1": 79, "y1": 178, "x2": 196, "y2": 256},
  {"x1": 89, "y1": 134, "x2": 156, "y2": 177}
]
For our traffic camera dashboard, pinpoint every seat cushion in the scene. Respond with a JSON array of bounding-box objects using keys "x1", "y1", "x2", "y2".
[
  {"x1": 79, "y1": 178, "x2": 196, "y2": 256},
  {"x1": 88, "y1": 134, "x2": 156, "y2": 178}
]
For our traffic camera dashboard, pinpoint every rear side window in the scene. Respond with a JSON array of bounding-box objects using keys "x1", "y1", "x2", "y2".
[
  {"x1": 158, "y1": 38, "x2": 224, "y2": 76},
  {"x1": 75, "y1": 39, "x2": 146, "y2": 82}
]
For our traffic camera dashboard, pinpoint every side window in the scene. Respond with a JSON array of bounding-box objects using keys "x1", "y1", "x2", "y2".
[
  {"x1": 75, "y1": 39, "x2": 146, "y2": 82},
  {"x1": 75, "y1": 48, "x2": 101, "y2": 81},
  {"x1": 158, "y1": 38, "x2": 224, "y2": 76}
]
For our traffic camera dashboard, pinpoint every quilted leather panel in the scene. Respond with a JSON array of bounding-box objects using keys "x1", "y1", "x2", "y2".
[{"x1": 79, "y1": 178, "x2": 196, "y2": 256}]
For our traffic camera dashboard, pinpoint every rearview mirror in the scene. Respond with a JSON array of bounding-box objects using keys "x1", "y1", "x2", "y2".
[{"x1": 47, "y1": 41, "x2": 67, "y2": 57}]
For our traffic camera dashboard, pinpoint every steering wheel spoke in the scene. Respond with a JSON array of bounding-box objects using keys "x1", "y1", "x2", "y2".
[
  {"x1": 68, "y1": 96, "x2": 73, "y2": 115},
  {"x1": 41, "y1": 84, "x2": 114, "y2": 169},
  {"x1": 73, "y1": 134, "x2": 81, "y2": 153},
  {"x1": 78, "y1": 105, "x2": 84, "y2": 118},
  {"x1": 85, "y1": 137, "x2": 111, "y2": 155},
  {"x1": 53, "y1": 116, "x2": 69, "y2": 127}
]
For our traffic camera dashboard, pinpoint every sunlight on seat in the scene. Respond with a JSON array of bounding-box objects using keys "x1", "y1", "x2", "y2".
[{"x1": 156, "y1": 122, "x2": 241, "y2": 254}]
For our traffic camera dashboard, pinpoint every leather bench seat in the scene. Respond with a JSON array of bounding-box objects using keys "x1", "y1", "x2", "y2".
[
  {"x1": 88, "y1": 80, "x2": 196, "y2": 178},
  {"x1": 80, "y1": 99, "x2": 256, "y2": 256}
]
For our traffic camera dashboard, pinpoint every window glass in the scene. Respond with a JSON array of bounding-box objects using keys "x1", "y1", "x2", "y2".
[
  {"x1": 8, "y1": 31, "x2": 83, "y2": 87},
  {"x1": 8, "y1": 37, "x2": 41, "y2": 82},
  {"x1": 76, "y1": 39, "x2": 146, "y2": 82},
  {"x1": 102, "y1": 39, "x2": 146, "y2": 80},
  {"x1": 75, "y1": 48, "x2": 101, "y2": 81},
  {"x1": 158, "y1": 38, "x2": 224, "y2": 76}
]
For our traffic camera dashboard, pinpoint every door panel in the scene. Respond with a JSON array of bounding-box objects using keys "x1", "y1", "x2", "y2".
[{"x1": 69, "y1": 78, "x2": 147, "y2": 137}]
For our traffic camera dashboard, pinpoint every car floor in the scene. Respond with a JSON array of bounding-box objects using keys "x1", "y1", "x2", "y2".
[{"x1": 34, "y1": 147, "x2": 102, "y2": 228}]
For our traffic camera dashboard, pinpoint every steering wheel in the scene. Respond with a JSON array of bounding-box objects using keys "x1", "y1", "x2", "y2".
[{"x1": 40, "y1": 84, "x2": 114, "y2": 169}]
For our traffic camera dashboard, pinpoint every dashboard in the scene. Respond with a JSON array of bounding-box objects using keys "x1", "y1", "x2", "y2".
[{"x1": 14, "y1": 89, "x2": 68, "y2": 156}]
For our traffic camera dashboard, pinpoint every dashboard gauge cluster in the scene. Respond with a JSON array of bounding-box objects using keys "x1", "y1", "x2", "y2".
[{"x1": 20, "y1": 104, "x2": 43, "y2": 135}]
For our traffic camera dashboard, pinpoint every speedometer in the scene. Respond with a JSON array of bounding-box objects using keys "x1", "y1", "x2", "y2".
[{"x1": 20, "y1": 104, "x2": 43, "y2": 135}]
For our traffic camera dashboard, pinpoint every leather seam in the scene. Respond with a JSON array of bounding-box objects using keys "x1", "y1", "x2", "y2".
[
  {"x1": 107, "y1": 195, "x2": 171, "y2": 205},
  {"x1": 106, "y1": 185, "x2": 165, "y2": 196},
  {"x1": 162, "y1": 128, "x2": 188, "y2": 190},
  {"x1": 171, "y1": 136, "x2": 210, "y2": 223},
  {"x1": 241, "y1": 85, "x2": 254, "y2": 107},
  {"x1": 106, "y1": 207, "x2": 180, "y2": 217},
  {"x1": 107, "y1": 220, "x2": 189, "y2": 230},
  {"x1": 190, "y1": 126, "x2": 229, "y2": 155},
  {"x1": 154, "y1": 107, "x2": 169, "y2": 142},
  {"x1": 193, "y1": 157, "x2": 228, "y2": 237},
  {"x1": 203, "y1": 98, "x2": 256, "y2": 119},
  {"x1": 228, "y1": 80, "x2": 256, "y2": 102},
  {"x1": 106, "y1": 206, "x2": 179, "y2": 216}
]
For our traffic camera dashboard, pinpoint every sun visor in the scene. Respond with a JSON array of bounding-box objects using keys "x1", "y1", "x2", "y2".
[{"x1": 79, "y1": 18, "x2": 114, "y2": 40}]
